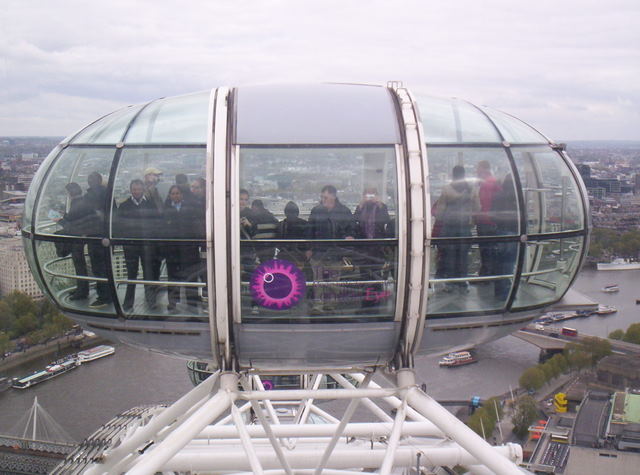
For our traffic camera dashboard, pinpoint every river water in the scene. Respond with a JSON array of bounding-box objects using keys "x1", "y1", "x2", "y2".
[{"x1": 0, "y1": 268, "x2": 637, "y2": 442}]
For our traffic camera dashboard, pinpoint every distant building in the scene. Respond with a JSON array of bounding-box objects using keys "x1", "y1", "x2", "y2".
[
  {"x1": 0, "y1": 237, "x2": 43, "y2": 298},
  {"x1": 597, "y1": 354, "x2": 640, "y2": 390}
]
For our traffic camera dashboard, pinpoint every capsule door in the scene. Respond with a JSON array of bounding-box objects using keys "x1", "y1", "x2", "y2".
[{"x1": 225, "y1": 84, "x2": 407, "y2": 370}]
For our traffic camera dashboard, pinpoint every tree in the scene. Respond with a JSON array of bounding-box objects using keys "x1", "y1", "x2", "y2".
[
  {"x1": 519, "y1": 367, "x2": 545, "y2": 392},
  {"x1": 543, "y1": 359, "x2": 561, "y2": 379},
  {"x1": 609, "y1": 329, "x2": 625, "y2": 340},
  {"x1": 485, "y1": 397, "x2": 504, "y2": 421},
  {"x1": 580, "y1": 336, "x2": 612, "y2": 364},
  {"x1": 14, "y1": 313, "x2": 38, "y2": 336},
  {"x1": 0, "y1": 331, "x2": 11, "y2": 355},
  {"x1": 512, "y1": 395, "x2": 539, "y2": 439},
  {"x1": 623, "y1": 323, "x2": 640, "y2": 345},
  {"x1": 539, "y1": 362, "x2": 555, "y2": 382},
  {"x1": 548, "y1": 353, "x2": 568, "y2": 374},
  {"x1": 467, "y1": 406, "x2": 496, "y2": 439},
  {"x1": 0, "y1": 291, "x2": 39, "y2": 336},
  {"x1": 564, "y1": 348, "x2": 591, "y2": 371}
]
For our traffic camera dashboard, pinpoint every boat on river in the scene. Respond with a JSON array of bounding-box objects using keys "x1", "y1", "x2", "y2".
[
  {"x1": 439, "y1": 351, "x2": 477, "y2": 367},
  {"x1": 601, "y1": 284, "x2": 620, "y2": 293},
  {"x1": 12, "y1": 358, "x2": 78, "y2": 389},
  {"x1": 597, "y1": 258, "x2": 640, "y2": 271},
  {"x1": 77, "y1": 345, "x2": 115, "y2": 364},
  {"x1": 595, "y1": 304, "x2": 617, "y2": 315}
]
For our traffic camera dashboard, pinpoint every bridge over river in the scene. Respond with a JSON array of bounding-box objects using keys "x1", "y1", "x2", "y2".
[{"x1": 514, "y1": 327, "x2": 640, "y2": 355}]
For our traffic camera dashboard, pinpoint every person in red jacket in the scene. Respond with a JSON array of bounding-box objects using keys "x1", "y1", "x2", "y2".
[{"x1": 475, "y1": 160, "x2": 502, "y2": 278}]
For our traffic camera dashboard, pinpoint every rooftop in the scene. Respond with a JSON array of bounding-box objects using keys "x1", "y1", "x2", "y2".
[{"x1": 612, "y1": 392, "x2": 640, "y2": 424}]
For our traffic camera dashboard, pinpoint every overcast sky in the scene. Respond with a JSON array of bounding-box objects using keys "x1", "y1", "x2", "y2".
[{"x1": 1, "y1": 0, "x2": 639, "y2": 140}]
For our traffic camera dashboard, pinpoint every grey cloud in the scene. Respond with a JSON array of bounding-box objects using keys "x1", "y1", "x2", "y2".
[{"x1": 1, "y1": 0, "x2": 639, "y2": 139}]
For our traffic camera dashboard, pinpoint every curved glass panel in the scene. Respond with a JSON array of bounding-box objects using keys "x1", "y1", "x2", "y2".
[
  {"x1": 70, "y1": 105, "x2": 144, "y2": 144},
  {"x1": 239, "y1": 146, "x2": 398, "y2": 321},
  {"x1": 22, "y1": 236, "x2": 47, "y2": 299},
  {"x1": 35, "y1": 239, "x2": 113, "y2": 315},
  {"x1": 512, "y1": 147, "x2": 583, "y2": 234},
  {"x1": 481, "y1": 107, "x2": 548, "y2": 144},
  {"x1": 111, "y1": 147, "x2": 207, "y2": 317},
  {"x1": 35, "y1": 147, "x2": 115, "y2": 237},
  {"x1": 429, "y1": 147, "x2": 519, "y2": 239},
  {"x1": 111, "y1": 147, "x2": 206, "y2": 239},
  {"x1": 512, "y1": 236, "x2": 584, "y2": 309},
  {"x1": 427, "y1": 241, "x2": 518, "y2": 315},
  {"x1": 23, "y1": 145, "x2": 61, "y2": 233},
  {"x1": 111, "y1": 244, "x2": 207, "y2": 319},
  {"x1": 125, "y1": 91, "x2": 210, "y2": 144},
  {"x1": 418, "y1": 96, "x2": 500, "y2": 143}
]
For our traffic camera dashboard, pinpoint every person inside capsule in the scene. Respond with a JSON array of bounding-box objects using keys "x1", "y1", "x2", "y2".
[
  {"x1": 85, "y1": 171, "x2": 112, "y2": 309},
  {"x1": 163, "y1": 185, "x2": 201, "y2": 311},
  {"x1": 114, "y1": 179, "x2": 158, "y2": 311},
  {"x1": 354, "y1": 186, "x2": 391, "y2": 311},
  {"x1": 306, "y1": 185, "x2": 355, "y2": 314},
  {"x1": 433, "y1": 165, "x2": 478, "y2": 293},
  {"x1": 57, "y1": 182, "x2": 90, "y2": 301}
]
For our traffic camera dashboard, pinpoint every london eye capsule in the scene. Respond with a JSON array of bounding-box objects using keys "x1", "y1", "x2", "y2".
[{"x1": 22, "y1": 83, "x2": 589, "y2": 371}]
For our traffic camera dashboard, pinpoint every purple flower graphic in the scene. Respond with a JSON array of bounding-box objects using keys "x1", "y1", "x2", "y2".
[{"x1": 250, "y1": 259, "x2": 306, "y2": 310}]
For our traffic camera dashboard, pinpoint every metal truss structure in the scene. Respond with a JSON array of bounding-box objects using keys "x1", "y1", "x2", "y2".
[{"x1": 80, "y1": 368, "x2": 526, "y2": 474}]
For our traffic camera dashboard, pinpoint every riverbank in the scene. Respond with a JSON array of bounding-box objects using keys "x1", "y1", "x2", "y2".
[{"x1": 0, "y1": 333, "x2": 105, "y2": 373}]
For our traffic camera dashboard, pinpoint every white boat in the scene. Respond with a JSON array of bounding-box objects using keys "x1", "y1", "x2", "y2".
[
  {"x1": 12, "y1": 358, "x2": 78, "y2": 389},
  {"x1": 601, "y1": 284, "x2": 620, "y2": 293},
  {"x1": 596, "y1": 304, "x2": 617, "y2": 315},
  {"x1": 438, "y1": 351, "x2": 477, "y2": 367},
  {"x1": 597, "y1": 258, "x2": 640, "y2": 271},
  {"x1": 77, "y1": 345, "x2": 115, "y2": 364}
]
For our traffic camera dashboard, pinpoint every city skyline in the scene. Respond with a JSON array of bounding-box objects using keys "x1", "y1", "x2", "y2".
[{"x1": 1, "y1": 1, "x2": 639, "y2": 141}]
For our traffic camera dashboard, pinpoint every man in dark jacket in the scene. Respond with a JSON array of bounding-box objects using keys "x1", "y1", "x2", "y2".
[
  {"x1": 58, "y1": 182, "x2": 91, "y2": 300},
  {"x1": 163, "y1": 185, "x2": 201, "y2": 311},
  {"x1": 85, "y1": 172, "x2": 111, "y2": 309},
  {"x1": 306, "y1": 185, "x2": 354, "y2": 313},
  {"x1": 114, "y1": 179, "x2": 158, "y2": 311}
]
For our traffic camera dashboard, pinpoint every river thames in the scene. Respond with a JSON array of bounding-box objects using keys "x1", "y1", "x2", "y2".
[{"x1": 0, "y1": 268, "x2": 637, "y2": 442}]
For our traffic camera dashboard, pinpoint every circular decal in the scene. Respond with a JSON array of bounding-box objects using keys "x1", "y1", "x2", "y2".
[{"x1": 250, "y1": 259, "x2": 306, "y2": 310}]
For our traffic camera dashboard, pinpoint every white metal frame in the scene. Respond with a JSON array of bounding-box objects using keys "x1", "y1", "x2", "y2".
[
  {"x1": 210, "y1": 87, "x2": 231, "y2": 364},
  {"x1": 391, "y1": 85, "x2": 430, "y2": 358},
  {"x1": 84, "y1": 368, "x2": 525, "y2": 475}
]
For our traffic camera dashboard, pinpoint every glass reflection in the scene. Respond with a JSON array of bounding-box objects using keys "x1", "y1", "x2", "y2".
[
  {"x1": 111, "y1": 148, "x2": 206, "y2": 240},
  {"x1": 513, "y1": 237, "x2": 583, "y2": 309},
  {"x1": 428, "y1": 242, "x2": 518, "y2": 314},
  {"x1": 429, "y1": 147, "x2": 519, "y2": 239},
  {"x1": 417, "y1": 96, "x2": 501, "y2": 143},
  {"x1": 35, "y1": 240, "x2": 113, "y2": 314},
  {"x1": 125, "y1": 91, "x2": 210, "y2": 144},
  {"x1": 36, "y1": 148, "x2": 115, "y2": 236},
  {"x1": 513, "y1": 148, "x2": 583, "y2": 234},
  {"x1": 70, "y1": 105, "x2": 144, "y2": 145},
  {"x1": 111, "y1": 244, "x2": 207, "y2": 319}
]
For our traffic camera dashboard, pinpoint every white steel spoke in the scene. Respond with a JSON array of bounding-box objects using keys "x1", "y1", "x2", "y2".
[{"x1": 231, "y1": 401, "x2": 264, "y2": 475}]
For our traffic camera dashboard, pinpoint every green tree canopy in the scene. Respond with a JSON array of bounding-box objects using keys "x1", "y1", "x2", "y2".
[
  {"x1": 467, "y1": 406, "x2": 496, "y2": 439},
  {"x1": 609, "y1": 329, "x2": 625, "y2": 340},
  {"x1": 548, "y1": 353, "x2": 568, "y2": 373},
  {"x1": 0, "y1": 332, "x2": 12, "y2": 355},
  {"x1": 623, "y1": 323, "x2": 640, "y2": 345},
  {"x1": 512, "y1": 395, "x2": 539, "y2": 439},
  {"x1": 519, "y1": 367, "x2": 546, "y2": 392}
]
